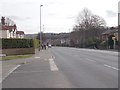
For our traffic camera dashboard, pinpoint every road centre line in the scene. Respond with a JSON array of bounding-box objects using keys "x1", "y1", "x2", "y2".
[
  {"x1": 86, "y1": 58, "x2": 96, "y2": 62},
  {"x1": 104, "y1": 64, "x2": 119, "y2": 71},
  {"x1": 1, "y1": 65, "x2": 21, "y2": 83},
  {"x1": 85, "y1": 58, "x2": 118, "y2": 71},
  {"x1": 34, "y1": 57, "x2": 40, "y2": 59},
  {"x1": 49, "y1": 58, "x2": 58, "y2": 71},
  {"x1": 13, "y1": 70, "x2": 44, "y2": 74}
]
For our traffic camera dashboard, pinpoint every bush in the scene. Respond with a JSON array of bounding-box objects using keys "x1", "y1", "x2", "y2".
[
  {"x1": 2, "y1": 38, "x2": 34, "y2": 49},
  {"x1": 84, "y1": 38, "x2": 102, "y2": 48},
  {"x1": 0, "y1": 39, "x2": 2, "y2": 48},
  {"x1": 99, "y1": 40, "x2": 108, "y2": 49},
  {"x1": 33, "y1": 39, "x2": 39, "y2": 48}
]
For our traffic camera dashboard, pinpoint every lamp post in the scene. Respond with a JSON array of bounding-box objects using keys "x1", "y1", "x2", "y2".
[{"x1": 39, "y1": 5, "x2": 43, "y2": 51}]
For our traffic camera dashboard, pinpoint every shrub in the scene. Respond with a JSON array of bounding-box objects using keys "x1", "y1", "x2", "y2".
[
  {"x1": 33, "y1": 39, "x2": 39, "y2": 48},
  {"x1": 0, "y1": 39, "x2": 2, "y2": 48},
  {"x1": 99, "y1": 40, "x2": 108, "y2": 49}
]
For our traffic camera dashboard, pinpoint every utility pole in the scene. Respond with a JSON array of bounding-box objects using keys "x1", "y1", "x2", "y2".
[
  {"x1": 118, "y1": 2, "x2": 120, "y2": 51},
  {"x1": 39, "y1": 5, "x2": 43, "y2": 51}
]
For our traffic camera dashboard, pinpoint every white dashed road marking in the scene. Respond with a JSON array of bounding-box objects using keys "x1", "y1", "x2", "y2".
[
  {"x1": 34, "y1": 57, "x2": 40, "y2": 59},
  {"x1": 85, "y1": 58, "x2": 118, "y2": 71},
  {"x1": 104, "y1": 64, "x2": 119, "y2": 71},
  {"x1": 49, "y1": 58, "x2": 58, "y2": 71},
  {"x1": 86, "y1": 58, "x2": 96, "y2": 62}
]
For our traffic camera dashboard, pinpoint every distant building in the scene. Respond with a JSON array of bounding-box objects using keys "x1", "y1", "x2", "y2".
[
  {"x1": 47, "y1": 33, "x2": 70, "y2": 46},
  {"x1": 24, "y1": 34, "x2": 37, "y2": 39},
  {"x1": 0, "y1": 16, "x2": 24, "y2": 39}
]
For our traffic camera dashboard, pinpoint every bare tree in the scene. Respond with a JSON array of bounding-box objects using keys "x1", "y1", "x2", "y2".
[
  {"x1": 77, "y1": 8, "x2": 106, "y2": 29},
  {"x1": 71, "y1": 8, "x2": 106, "y2": 47}
]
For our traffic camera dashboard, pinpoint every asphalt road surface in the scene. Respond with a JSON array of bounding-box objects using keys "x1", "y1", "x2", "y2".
[{"x1": 2, "y1": 47, "x2": 118, "y2": 88}]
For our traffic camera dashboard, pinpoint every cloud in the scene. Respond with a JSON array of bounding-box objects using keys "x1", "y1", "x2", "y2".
[
  {"x1": 46, "y1": 1, "x2": 55, "y2": 5},
  {"x1": 106, "y1": 10, "x2": 117, "y2": 17},
  {"x1": 7, "y1": 16, "x2": 31, "y2": 21},
  {"x1": 67, "y1": 16, "x2": 76, "y2": 19},
  {"x1": 0, "y1": 14, "x2": 2, "y2": 17},
  {"x1": 47, "y1": 13, "x2": 56, "y2": 16}
]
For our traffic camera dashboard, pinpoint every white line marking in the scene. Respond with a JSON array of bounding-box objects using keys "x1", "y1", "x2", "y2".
[
  {"x1": 104, "y1": 64, "x2": 119, "y2": 71},
  {"x1": 49, "y1": 58, "x2": 58, "y2": 71},
  {"x1": 34, "y1": 57, "x2": 40, "y2": 59},
  {"x1": 86, "y1": 58, "x2": 96, "y2": 62},
  {"x1": 13, "y1": 71, "x2": 44, "y2": 73},
  {"x1": 0, "y1": 65, "x2": 21, "y2": 83}
]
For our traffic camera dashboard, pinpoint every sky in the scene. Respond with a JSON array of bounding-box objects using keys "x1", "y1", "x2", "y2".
[{"x1": 0, "y1": 0, "x2": 119, "y2": 34}]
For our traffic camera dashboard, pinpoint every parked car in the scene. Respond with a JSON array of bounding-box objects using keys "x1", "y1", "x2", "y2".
[{"x1": 48, "y1": 44, "x2": 52, "y2": 48}]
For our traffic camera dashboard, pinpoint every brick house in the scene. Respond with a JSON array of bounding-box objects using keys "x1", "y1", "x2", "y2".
[{"x1": 101, "y1": 27, "x2": 118, "y2": 41}]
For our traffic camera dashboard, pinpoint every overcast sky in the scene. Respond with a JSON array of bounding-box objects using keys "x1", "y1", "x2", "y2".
[{"x1": 0, "y1": 0, "x2": 119, "y2": 34}]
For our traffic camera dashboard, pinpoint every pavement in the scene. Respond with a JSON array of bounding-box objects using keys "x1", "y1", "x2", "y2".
[
  {"x1": 0, "y1": 49, "x2": 41, "y2": 83},
  {"x1": 1, "y1": 47, "x2": 119, "y2": 88}
]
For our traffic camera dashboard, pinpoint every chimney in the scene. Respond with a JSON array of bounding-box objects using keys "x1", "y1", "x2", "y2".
[{"x1": 1, "y1": 17, "x2": 5, "y2": 25}]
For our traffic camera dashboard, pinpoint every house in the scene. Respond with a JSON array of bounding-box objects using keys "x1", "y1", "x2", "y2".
[
  {"x1": 101, "y1": 27, "x2": 118, "y2": 41},
  {"x1": 0, "y1": 24, "x2": 17, "y2": 38},
  {"x1": 0, "y1": 17, "x2": 24, "y2": 39},
  {"x1": 16, "y1": 31, "x2": 25, "y2": 38}
]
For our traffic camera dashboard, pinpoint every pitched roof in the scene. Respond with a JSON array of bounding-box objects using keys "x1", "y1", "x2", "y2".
[
  {"x1": 2, "y1": 25, "x2": 17, "y2": 30},
  {"x1": 16, "y1": 31, "x2": 24, "y2": 35},
  {"x1": 102, "y1": 28, "x2": 118, "y2": 35}
]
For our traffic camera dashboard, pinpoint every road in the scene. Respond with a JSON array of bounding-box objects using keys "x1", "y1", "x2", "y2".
[{"x1": 2, "y1": 47, "x2": 118, "y2": 88}]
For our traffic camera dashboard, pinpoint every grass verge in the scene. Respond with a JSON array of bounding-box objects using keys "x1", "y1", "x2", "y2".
[{"x1": 0, "y1": 54, "x2": 33, "y2": 61}]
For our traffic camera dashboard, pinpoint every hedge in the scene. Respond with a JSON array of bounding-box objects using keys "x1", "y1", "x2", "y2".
[
  {"x1": 0, "y1": 39, "x2": 2, "y2": 48},
  {"x1": 1, "y1": 38, "x2": 34, "y2": 49}
]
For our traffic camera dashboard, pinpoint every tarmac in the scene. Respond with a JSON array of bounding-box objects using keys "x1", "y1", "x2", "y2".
[{"x1": 0, "y1": 47, "x2": 119, "y2": 89}]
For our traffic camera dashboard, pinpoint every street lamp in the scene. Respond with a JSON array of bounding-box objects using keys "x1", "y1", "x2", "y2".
[{"x1": 39, "y1": 5, "x2": 43, "y2": 51}]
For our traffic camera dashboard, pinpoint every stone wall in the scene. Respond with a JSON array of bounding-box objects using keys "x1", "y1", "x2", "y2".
[{"x1": 2, "y1": 48, "x2": 35, "y2": 56}]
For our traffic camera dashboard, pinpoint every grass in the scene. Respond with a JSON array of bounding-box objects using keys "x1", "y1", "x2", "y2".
[{"x1": 0, "y1": 54, "x2": 33, "y2": 61}]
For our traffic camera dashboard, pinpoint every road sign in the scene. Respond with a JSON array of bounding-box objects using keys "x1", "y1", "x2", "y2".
[{"x1": 112, "y1": 36, "x2": 116, "y2": 40}]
